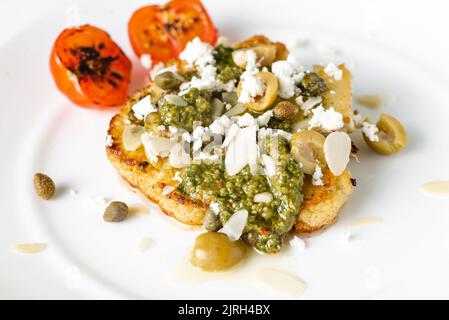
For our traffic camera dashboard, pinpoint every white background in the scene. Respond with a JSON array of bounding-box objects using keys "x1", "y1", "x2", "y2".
[{"x1": 0, "y1": 0, "x2": 448, "y2": 80}]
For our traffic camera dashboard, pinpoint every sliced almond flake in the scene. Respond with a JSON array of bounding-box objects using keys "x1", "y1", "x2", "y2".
[
  {"x1": 165, "y1": 94, "x2": 188, "y2": 107},
  {"x1": 123, "y1": 125, "x2": 145, "y2": 151},
  {"x1": 129, "y1": 203, "x2": 150, "y2": 216},
  {"x1": 254, "y1": 192, "x2": 273, "y2": 204},
  {"x1": 162, "y1": 186, "x2": 176, "y2": 196},
  {"x1": 219, "y1": 209, "x2": 248, "y2": 241},
  {"x1": 256, "y1": 269, "x2": 307, "y2": 296},
  {"x1": 139, "y1": 238, "x2": 154, "y2": 252},
  {"x1": 324, "y1": 132, "x2": 351, "y2": 176},
  {"x1": 13, "y1": 243, "x2": 47, "y2": 254},
  {"x1": 224, "y1": 103, "x2": 247, "y2": 117},
  {"x1": 356, "y1": 94, "x2": 384, "y2": 109},
  {"x1": 350, "y1": 217, "x2": 383, "y2": 227},
  {"x1": 420, "y1": 181, "x2": 449, "y2": 197}
]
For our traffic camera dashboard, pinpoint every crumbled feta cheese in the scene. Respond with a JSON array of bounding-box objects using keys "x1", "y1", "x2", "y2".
[
  {"x1": 210, "y1": 202, "x2": 220, "y2": 214},
  {"x1": 179, "y1": 37, "x2": 215, "y2": 69},
  {"x1": 258, "y1": 127, "x2": 292, "y2": 143},
  {"x1": 324, "y1": 63, "x2": 343, "y2": 81},
  {"x1": 362, "y1": 122, "x2": 380, "y2": 142},
  {"x1": 271, "y1": 54, "x2": 304, "y2": 99},
  {"x1": 238, "y1": 73, "x2": 265, "y2": 103},
  {"x1": 182, "y1": 132, "x2": 192, "y2": 143},
  {"x1": 162, "y1": 186, "x2": 175, "y2": 196},
  {"x1": 237, "y1": 113, "x2": 257, "y2": 127},
  {"x1": 353, "y1": 112, "x2": 364, "y2": 127},
  {"x1": 289, "y1": 236, "x2": 306, "y2": 250},
  {"x1": 150, "y1": 62, "x2": 178, "y2": 80},
  {"x1": 308, "y1": 105, "x2": 344, "y2": 131},
  {"x1": 168, "y1": 126, "x2": 178, "y2": 135},
  {"x1": 209, "y1": 115, "x2": 233, "y2": 135},
  {"x1": 157, "y1": 125, "x2": 166, "y2": 131},
  {"x1": 329, "y1": 90, "x2": 336, "y2": 95},
  {"x1": 261, "y1": 154, "x2": 277, "y2": 177},
  {"x1": 238, "y1": 50, "x2": 266, "y2": 103},
  {"x1": 105, "y1": 135, "x2": 113, "y2": 147},
  {"x1": 169, "y1": 143, "x2": 191, "y2": 168},
  {"x1": 312, "y1": 166, "x2": 324, "y2": 186},
  {"x1": 256, "y1": 110, "x2": 273, "y2": 127},
  {"x1": 132, "y1": 96, "x2": 157, "y2": 120},
  {"x1": 254, "y1": 192, "x2": 273, "y2": 204},
  {"x1": 140, "y1": 54, "x2": 152, "y2": 69},
  {"x1": 296, "y1": 96, "x2": 322, "y2": 113}
]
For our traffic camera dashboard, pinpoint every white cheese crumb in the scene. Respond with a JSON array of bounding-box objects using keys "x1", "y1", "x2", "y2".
[
  {"x1": 162, "y1": 186, "x2": 175, "y2": 196},
  {"x1": 256, "y1": 110, "x2": 273, "y2": 127},
  {"x1": 308, "y1": 105, "x2": 344, "y2": 131},
  {"x1": 179, "y1": 37, "x2": 215, "y2": 69},
  {"x1": 237, "y1": 113, "x2": 257, "y2": 127},
  {"x1": 312, "y1": 166, "x2": 324, "y2": 186},
  {"x1": 289, "y1": 236, "x2": 306, "y2": 251},
  {"x1": 140, "y1": 54, "x2": 152, "y2": 69},
  {"x1": 168, "y1": 126, "x2": 178, "y2": 135},
  {"x1": 329, "y1": 90, "x2": 336, "y2": 95},
  {"x1": 324, "y1": 63, "x2": 343, "y2": 81},
  {"x1": 271, "y1": 54, "x2": 304, "y2": 99},
  {"x1": 362, "y1": 122, "x2": 380, "y2": 142},
  {"x1": 353, "y1": 112, "x2": 364, "y2": 127},
  {"x1": 210, "y1": 202, "x2": 220, "y2": 215},
  {"x1": 105, "y1": 135, "x2": 113, "y2": 147},
  {"x1": 296, "y1": 96, "x2": 322, "y2": 113},
  {"x1": 132, "y1": 96, "x2": 157, "y2": 120},
  {"x1": 254, "y1": 192, "x2": 273, "y2": 204},
  {"x1": 157, "y1": 125, "x2": 166, "y2": 131},
  {"x1": 238, "y1": 50, "x2": 265, "y2": 103}
]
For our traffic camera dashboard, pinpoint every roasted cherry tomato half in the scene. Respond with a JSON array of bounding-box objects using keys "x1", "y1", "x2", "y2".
[
  {"x1": 128, "y1": 0, "x2": 218, "y2": 63},
  {"x1": 50, "y1": 25, "x2": 132, "y2": 108}
]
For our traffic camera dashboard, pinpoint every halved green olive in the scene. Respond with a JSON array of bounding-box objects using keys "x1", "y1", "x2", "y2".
[
  {"x1": 237, "y1": 72, "x2": 278, "y2": 112},
  {"x1": 190, "y1": 232, "x2": 247, "y2": 272},
  {"x1": 363, "y1": 113, "x2": 407, "y2": 155},
  {"x1": 290, "y1": 130, "x2": 326, "y2": 175}
]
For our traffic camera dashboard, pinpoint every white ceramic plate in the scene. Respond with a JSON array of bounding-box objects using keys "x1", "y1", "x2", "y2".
[{"x1": 1, "y1": 0, "x2": 449, "y2": 299}]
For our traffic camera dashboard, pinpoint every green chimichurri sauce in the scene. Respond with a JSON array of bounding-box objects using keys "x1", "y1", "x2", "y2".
[
  {"x1": 178, "y1": 136, "x2": 304, "y2": 253},
  {"x1": 213, "y1": 44, "x2": 242, "y2": 83}
]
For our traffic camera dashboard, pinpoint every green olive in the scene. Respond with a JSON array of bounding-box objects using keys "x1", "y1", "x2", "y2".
[
  {"x1": 154, "y1": 71, "x2": 181, "y2": 90},
  {"x1": 290, "y1": 130, "x2": 326, "y2": 175},
  {"x1": 364, "y1": 113, "x2": 407, "y2": 155},
  {"x1": 144, "y1": 112, "x2": 163, "y2": 134},
  {"x1": 273, "y1": 101, "x2": 299, "y2": 121},
  {"x1": 203, "y1": 208, "x2": 222, "y2": 231},
  {"x1": 300, "y1": 72, "x2": 327, "y2": 96},
  {"x1": 238, "y1": 72, "x2": 278, "y2": 112},
  {"x1": 103, "y1": 201, "x2": 128, "y2": 222},
  {"x1": 190, "y1": 232, "x2": 247, "y2": 272}
]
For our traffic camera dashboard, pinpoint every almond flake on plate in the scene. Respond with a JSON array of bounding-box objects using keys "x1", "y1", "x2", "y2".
[
  {"x1": 256, "y1": 269, "x2": 307, "y2": 296},
  {"x1": 12, "y1": 243, "x2": 47, "y2": 254},
  {"x1": 420, "y1": 181, "x2": 449, "y2": 197},
  {"x1": 324, "y1": 131, "x2": 351, "y2": 176},
  {"x1": 219, "y1": 209, "x2": 248, "y2": 241},
  {"x1": 350, "y1": 217, "x2": 383, "y2": 226}
]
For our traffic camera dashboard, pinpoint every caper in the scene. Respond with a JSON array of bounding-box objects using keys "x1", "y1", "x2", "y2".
[
  {"x1": 273, "y1": 101, "x2": 299, "y2": 121},
  {"x1": 33, "y1": 173, "x2": 55, "y2": 200},
  {"x1": 203, "y1": 208, "x2": 222, "y2": 231},
  {"x1": 190, "y1": 232, "x2": 247, "y2": 271},
  {"x1": 363, "y1": 113, "x2": 407, "y2": 155},
  {"x1": 300, "y1": 72, "x2": 327, "y2": 96},
  {"x1": 290, "y1": 130, "x2": 326, "y2": 175},
  {"x1": 221, "y1": 92, "x2": 238, "y2": 106},
  {"x1": 241, "y1": 231, "x2": 258, "y2": 246},
  {"x1": 154, "y1": 71, "x2": 181, "y2": 90},
  {"x1": 103, "y1": 201, "x2": 128, "y2": 222}
]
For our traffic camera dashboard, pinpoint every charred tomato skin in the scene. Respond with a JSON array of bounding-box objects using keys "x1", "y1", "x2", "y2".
[
  {"x1": 128, "y1": 0, "x2": 218, "y2": 64},
  {"x1": 50, "y1": 25, "x2": 132, "y2": 109}
]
